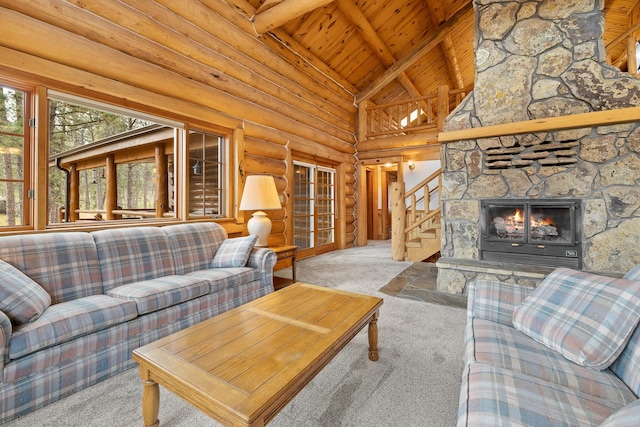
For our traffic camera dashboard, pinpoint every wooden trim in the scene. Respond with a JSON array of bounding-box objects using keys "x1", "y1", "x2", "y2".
[
  {"x1": 34, "y1": 85, "x2": 48, "y2": 229},
  {"x1": 356, "y1": 165, "x2": 367, "y2": 246},
  {"x1": 233, "y1": 128, "x2": 245, "y2": 224},
  {"x1": 336, "y1": 163, "x2": 347, "y2": 249},
  {"x1": 438, "y1": 106, "x2": 640, "y2": 142}
]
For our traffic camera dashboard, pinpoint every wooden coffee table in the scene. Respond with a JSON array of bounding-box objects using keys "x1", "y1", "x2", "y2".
[{"x1": 132, "y1": 282, "x2": 383, "y2": 426}]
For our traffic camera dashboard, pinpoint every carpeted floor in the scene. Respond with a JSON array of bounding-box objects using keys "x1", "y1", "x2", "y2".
[{"x1": 6, "y1": 240, "x2": 467, "y2": 427}]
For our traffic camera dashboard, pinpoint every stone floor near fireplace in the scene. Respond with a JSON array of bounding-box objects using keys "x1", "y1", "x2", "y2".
[{"x1": 379, "y1": 262, "x2": 467, "y2": 309}]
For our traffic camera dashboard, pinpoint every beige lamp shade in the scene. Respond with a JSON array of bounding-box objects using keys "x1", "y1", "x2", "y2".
[
  {"x1": 239, "y1": 175, "x2": 281, "y2": 211},
  {"x1": 239, "y1": 175, "x2": 281, "y2": 246}
]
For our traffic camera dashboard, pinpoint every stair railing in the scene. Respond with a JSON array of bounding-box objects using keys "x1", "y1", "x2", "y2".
[{"x1": 391, "y1": 168, "x2": 442, "y2": 261}]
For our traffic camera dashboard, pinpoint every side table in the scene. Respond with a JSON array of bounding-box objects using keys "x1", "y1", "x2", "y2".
[{"x1": 268, "y1": 245, "x2": 298, "y2": 290}]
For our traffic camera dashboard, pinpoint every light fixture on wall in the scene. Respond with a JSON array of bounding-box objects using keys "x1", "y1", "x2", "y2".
[
  {"x1": 192, "y1": 160, "x2": 202, "y2": 176},
  {"x1": 408, "y1": 161, "x2": 416, "y2": 170},
  {"x1": 239, "y1": 175, "x2": 281, "y2": 247}
]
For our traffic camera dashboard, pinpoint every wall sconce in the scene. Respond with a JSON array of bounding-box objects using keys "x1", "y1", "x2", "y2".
[
  {"x1": 192, "y1": 160, "x2": 202, "y2": 176},
  {"x1": 408, "y1": 161, "x2": 415, "y2": 170}
]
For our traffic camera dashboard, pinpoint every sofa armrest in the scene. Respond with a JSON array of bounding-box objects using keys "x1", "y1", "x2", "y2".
[
  {"x1": 0, "y1": 309, "x2": 11, "y2": 372},
  {"x1": 468, "y1": 280, "x2": 534, "y2": 326},
  {"x1": 247, "y1": 247, "x2": 277, "y2": 291}
]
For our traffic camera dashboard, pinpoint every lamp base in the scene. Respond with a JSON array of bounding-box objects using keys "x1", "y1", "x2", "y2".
[{"x1": 247, "y1": 211, "x2": 272, "y2": 247}]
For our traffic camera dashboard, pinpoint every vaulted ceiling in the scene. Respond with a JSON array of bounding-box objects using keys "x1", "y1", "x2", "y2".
[{"x1": 232, "y1": 0, "x2": 640, "y2": 108}]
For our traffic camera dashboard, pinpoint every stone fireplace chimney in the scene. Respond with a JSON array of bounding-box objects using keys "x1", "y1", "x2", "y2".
[{"x1": 437, "y1": 0, "x2": 640, "y2": 294}]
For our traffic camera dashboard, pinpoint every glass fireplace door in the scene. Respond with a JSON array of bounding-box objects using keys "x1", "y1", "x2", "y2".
[{"x1": 481, "y1": 199, "x2": 581, "y2": 268}]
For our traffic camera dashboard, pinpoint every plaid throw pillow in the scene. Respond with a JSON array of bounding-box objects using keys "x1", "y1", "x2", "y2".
[
  {"x1": 210, "y1": 235, "x2": 258, "y2": 268},
  {"x1": 0, "y1": 259, "x2": 51, "y2": 324},
  {"x1": 512, "y1": 267, "x2": 640, "y2": 370}
]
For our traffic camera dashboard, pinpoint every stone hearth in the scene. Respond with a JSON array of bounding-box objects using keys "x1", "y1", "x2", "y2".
[{"x1": 437, "y1": 0, "x2": 640, "y2": 294}]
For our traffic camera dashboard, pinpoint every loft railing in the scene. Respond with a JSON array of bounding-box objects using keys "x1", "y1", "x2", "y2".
[
  {"x1": 364, "y1": 86, "x2": 472, "y2": 139},
  {"x1": 391, "y1": 168, "x2": 442, "y2": 261}
]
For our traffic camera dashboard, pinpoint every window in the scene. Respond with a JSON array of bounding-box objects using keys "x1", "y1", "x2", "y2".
[
  {"x1": 188, "y1": 130, "x2": 225, "y2": 218},
  {"x1": 41, "y1": 91, "x2": 232, "y2": 225},
  {"x1": 48, "y1": 95, "x2": 179, "y2": 224},
  {"x1": 293, "y1": 161, "x2": 336, "y2": 256},
  {"x1": 0, "y1": 84, "x2": 29, "y2": 229}
]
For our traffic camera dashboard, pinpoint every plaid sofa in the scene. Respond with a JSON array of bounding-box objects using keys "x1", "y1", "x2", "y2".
[
  {"x1": 458, "y1": 268, "x2": 640, "y2": 427},
  {"x1": 0, "y1": 222, "x2": 276, "y2": 423}
]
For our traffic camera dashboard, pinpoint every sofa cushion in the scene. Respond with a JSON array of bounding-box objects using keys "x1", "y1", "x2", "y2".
[
  {"x1": 107, "y1": 275, "x2": 210, "y2": 315},
  {"x1": 92, "y1": 227, "x2": 175, "y2": 292},
  {"x1": 0, "y1": 232, "x2": 103, "y2": 304},
  {"x1": 210, "y1": 235, "x2": 257, "y2": 268},
  {"x1": 470, "y1": 280, "x2": 533, "y2": 326},
  {"x1": 599, "y1": 399, "x2": 640, "y2": 427},
  {"x1": 8, "y1": 295, "x2": 137, "y2": 359},
  {"x1": 162, "y1": 222, "x2": 228, "y2": 275},
  {"x1": 471, "y1": 319, "x2": 637, "y2": 405},
  {"x1": 623, "y1": 264, "x2": 640, "y2": 281},
  {"x1": 512, "y1": 268, "x2": 640, "y2": 370},
  {"x1": 0, "y1": 260, "x2": 51, "y2": 324},
  {"x1": 459, "y1": 363, "x2": 624, "y2": 427},
  {"x1": 186, "y1": 267, "x2": 260, "y2": 294}
]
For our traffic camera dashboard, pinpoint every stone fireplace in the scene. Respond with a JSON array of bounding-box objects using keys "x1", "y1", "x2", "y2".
[{"x1": 436, "y1": 0, "x2": 640, "y2": 294}]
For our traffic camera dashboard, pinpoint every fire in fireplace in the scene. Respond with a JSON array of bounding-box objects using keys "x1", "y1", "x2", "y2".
[{"x1": 480, "y1": 199, "x2": 582, "y2": 269}]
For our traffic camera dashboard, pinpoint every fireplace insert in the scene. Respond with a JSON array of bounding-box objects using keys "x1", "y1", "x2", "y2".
[{"x1": 480, "y1": 199, "x2": 582, "y2": 269}]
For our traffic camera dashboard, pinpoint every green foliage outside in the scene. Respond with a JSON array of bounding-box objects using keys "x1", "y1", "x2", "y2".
[{"x1": 0, "y1": 86, "x2": 25, "y2": 227}]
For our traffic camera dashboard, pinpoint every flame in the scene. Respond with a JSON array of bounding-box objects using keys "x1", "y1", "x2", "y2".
[
  {"x1": 531, "y1": 215, "x2": 549, "y2": 227},
  {"x1": 513, "y1": 209, "x2": 522, "y2": 222}
]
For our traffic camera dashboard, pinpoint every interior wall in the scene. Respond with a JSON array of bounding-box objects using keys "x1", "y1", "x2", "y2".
[
  {"x1": 0, "y1": 1, "x2": 358, "y2": 247},
  {"x1": 403, "y1": 160, "x2": 440, "y2": 210}
]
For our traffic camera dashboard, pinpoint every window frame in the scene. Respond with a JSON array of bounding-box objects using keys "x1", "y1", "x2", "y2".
[
  {"x1": 0, "y1": 79, "x2": 240, "y2": 233},
  {"x1": 0, "y1": 80, "x2": 33, "y2": 231}
]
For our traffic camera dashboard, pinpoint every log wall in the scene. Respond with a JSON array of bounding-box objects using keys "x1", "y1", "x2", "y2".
[{"x1": 0, "y1": 1, "x2": 358, "y2": 248}]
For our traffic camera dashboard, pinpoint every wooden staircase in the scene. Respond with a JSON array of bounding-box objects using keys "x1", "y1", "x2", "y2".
[{"x1": 391, "y1": 169, "x2": 442, "y2": 262}]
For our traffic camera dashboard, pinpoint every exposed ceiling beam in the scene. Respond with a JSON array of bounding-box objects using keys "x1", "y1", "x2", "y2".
[
  {"x1": 252, "y1": 0, "x2": 334, "y2": 34},
  {"x1": 256, "y1": 0, "x2": 284, "y2": 14},
  {"x1": 334, "y1": 0, "x2": 422, "y2": 98},
  {"x1": 441, "y1": 36, "x2": 465, "y2": 89},
  {"x1": 426, "y1": 0, "x2": 465, "y2": 90},
  {"x1": 357, "y1": 1, "x2": 473, "y2": 102},
  {"x1": 426, "y1": 0, "x2": 446, "y2": 24}
]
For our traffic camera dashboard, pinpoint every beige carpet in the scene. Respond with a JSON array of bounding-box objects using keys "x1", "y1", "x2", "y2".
[{"x1": 6, "y1": 240, "x2": 467, "y2": 427}]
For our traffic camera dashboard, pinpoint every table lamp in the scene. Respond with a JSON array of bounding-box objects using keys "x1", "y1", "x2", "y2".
[{"x1": 239, "y1": 175, "x2": 281, "y2": 246}]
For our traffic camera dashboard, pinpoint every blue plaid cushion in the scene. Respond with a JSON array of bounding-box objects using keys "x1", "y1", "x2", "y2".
[
  {"x1": 9, "y1": 295, "x2": 137, "y2": 359},
  {"x1": 210, "y1": 235, "x2": 257, "y2": 268},
  {"x1": 460, "y1": 363, "x2": 623, "y2": 426},
  {"x1": 0, "y1": 260, "x2": 51, "y2": 324},
  {"x1": 623, "y1": 264, "x2": 640, "y2": 281},
  {"x1": 107, "y1": 275, "x2": 210, "y2": 315},
  {"x1": 513, "y1": 268, "x2": 640, "y2": 370},
  {"x1": 600, "y1": 399, "x2": 640, "y2": 427}
]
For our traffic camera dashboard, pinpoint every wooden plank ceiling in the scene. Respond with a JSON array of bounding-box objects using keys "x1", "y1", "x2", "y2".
[{"x1": 237, "y1": 0, "x2": 640, "y2": 108}]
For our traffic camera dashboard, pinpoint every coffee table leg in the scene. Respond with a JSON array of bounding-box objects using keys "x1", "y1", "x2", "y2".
[
  {"x1": 142, "y1": 378, "x2": 160, "y2": 427},
  {"x1": 368, "y1": 310, "x2": 379, "y2": 361}
]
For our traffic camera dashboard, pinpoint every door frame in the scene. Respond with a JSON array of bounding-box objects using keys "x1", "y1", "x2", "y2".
[{"x1": 356, "y1": 156, "x2": 404, "y2": 246}]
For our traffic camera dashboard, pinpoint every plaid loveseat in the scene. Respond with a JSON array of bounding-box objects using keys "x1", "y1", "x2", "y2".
[
  {"x1": 458, "y1": 266, "x2": 640, "y2": 426},
  {"x1": 0, "y1": 222, "x2": 276, "y2": 423}
]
